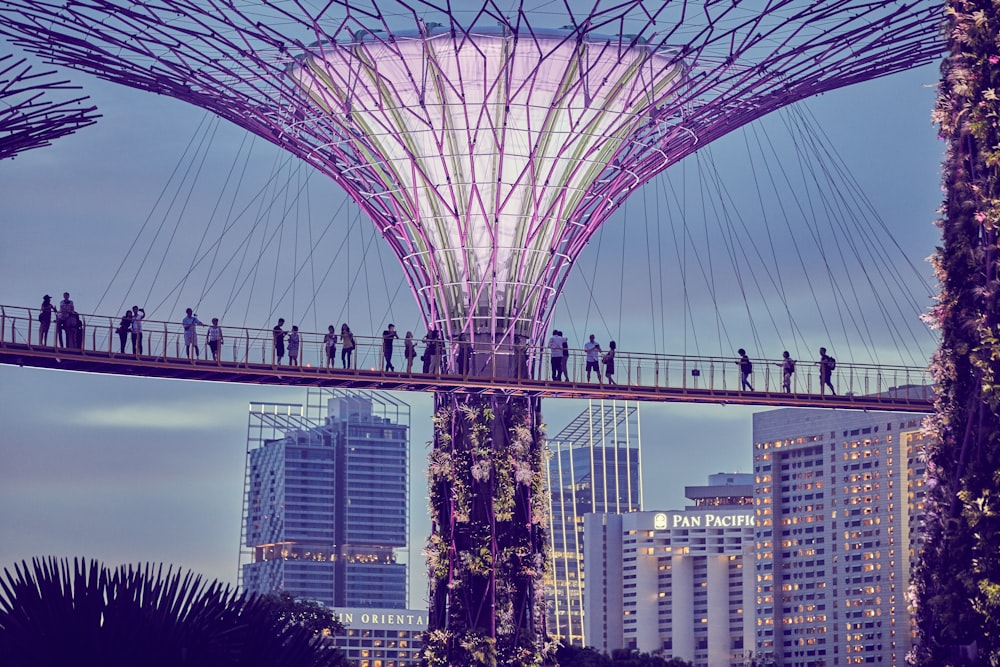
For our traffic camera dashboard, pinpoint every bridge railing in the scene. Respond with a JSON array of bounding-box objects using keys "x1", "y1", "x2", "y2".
[{"x1": 0, "y1": 304, "x2": 933, "y2": 402}]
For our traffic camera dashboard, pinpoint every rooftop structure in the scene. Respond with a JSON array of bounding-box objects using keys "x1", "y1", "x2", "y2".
[{"x1": 546, "y1": 400, "x2": 642, "y2": 646}]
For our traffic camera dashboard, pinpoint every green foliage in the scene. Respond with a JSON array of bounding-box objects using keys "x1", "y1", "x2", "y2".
[
  {"x1": 422, "y1": 394, "x2": 551, "y2": 666},
  {"x1": 256, "y1": 591, "x2": 346, "y2": 637},
  {"x1": 914, "y1": 0, "x2": 1000, "y2": 664},
  {"x1": 0, "y1": 557, "x2": 343, "y2": 667}
]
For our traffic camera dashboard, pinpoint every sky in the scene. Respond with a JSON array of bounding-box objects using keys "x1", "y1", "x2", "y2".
[{"x1": 0, "y1": 21, "x2": 945, "y2": 608}]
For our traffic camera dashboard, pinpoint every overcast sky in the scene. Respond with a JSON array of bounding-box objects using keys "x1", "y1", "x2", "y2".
[{"x1": 0, "y1": 32, "x2": 943, "y2": 608}]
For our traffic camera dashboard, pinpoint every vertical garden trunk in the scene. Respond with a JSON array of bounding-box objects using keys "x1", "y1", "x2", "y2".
[
  {"x1": 421, "y1": 393, "x2": 550, "y2": 667},
  {"x1": 913, "y1": 2, "x2": 1000, "y2": 664}
]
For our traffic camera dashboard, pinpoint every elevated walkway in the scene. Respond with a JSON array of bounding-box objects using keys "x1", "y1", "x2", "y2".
[{"x1": 0, "y1": 305, "x2": 934, "y2": 412}]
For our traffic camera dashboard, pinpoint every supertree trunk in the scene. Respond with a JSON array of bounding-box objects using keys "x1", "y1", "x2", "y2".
[
  {"x1": 912, "y1": 2, "x2": 1000, "y2": 664},
  {"x1": 422, "y1": 393, "x2": 551, "y2": 667}
]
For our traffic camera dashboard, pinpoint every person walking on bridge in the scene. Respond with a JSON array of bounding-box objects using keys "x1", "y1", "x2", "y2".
[
  {"x1": 778, "y1": 351, "x2": 796, "y2": 393},
  {"x1": 737, "y1": 348, "x2": 754, "y2": 391},
  {"x1": 340, "y1": 323, "x2": 355, "y2": 369},
  {"x1": 819, "y1": 347, "x2": 837, "y2": 396},
  {"x1": 206, "y1": 318, "x2": 223, "y2": 362},
  {"x1": 182, "y1": 308, "x2": 204, "y2": 360}
]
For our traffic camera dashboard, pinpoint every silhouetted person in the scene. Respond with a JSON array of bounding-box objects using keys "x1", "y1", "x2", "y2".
[
  {"x1": 779, "y1": 351, "x2": 796, "y2": 393},
  {"x1": 130, "y1": 306, "x2": 145, "y2": 355},
  {"x1": 324, "y1": 325, "x2": 337, "y2": 369},
  {"x1": 548, "y1": 329, "x2": 564, "y2": 381},
  {"x1": 39, "y1": 295, "x2": 55, "y2": 345},
  {"x1": 819, "y1": 347, "x2": 837, "y2": 396},
  {"x1": 404, "y1": 331, "x2": 417, "y2": 373},
  {"x1": 288, "y1": 325, "x2": 300, "y2": 366},
  {"x1": 340, "y1": 323, "x2": 355, "y2": 368},
  {"x1": 117, "y1": 310, "x2": 133, "y2": 354},
  {"x1": 273, "y1": 318, "x2": 286, "y2": 364},
  {"x1": 603, "y1": 340, "x2": 617, "y2": 385},
  {"x1": 56, "y1": 292, "x2": 73, "y2": 347},
  {"x1": 737, "y1": 348, "x2": 754, "y2": 391},
  {"x1": 382, "y1": 323, "x2": 398, "y2": 371}
]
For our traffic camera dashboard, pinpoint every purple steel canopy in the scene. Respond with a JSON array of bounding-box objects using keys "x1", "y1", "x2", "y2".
[
  {"x1": 0, "y1": 1, "x2": 942, "y2": 343},
  {"x1": 0, "y1": 53, "x2": 98, "y2": 160}
]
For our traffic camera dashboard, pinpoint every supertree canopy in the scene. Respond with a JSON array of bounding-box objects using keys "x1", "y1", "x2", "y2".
[
  {"x1": 0, "y1": 0, "x2": 941, "y2": 346},
  {"x1": 0, "y1": 1, "x2": 943, "y2": 664},
  {"x1": 0, "y1": 53, "x2": 98, "y2": 160}
]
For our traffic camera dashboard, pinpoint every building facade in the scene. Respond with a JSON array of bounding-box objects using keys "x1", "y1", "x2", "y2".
[
  {"x1": 752, "y1": 407, "x2": 928, "y2": 666},
  {"x1": 584, "y1": 474, "x2": 756, "y2": 667},
  {"x1": 333, "y1": 607, "x2": 426, "y2": 667},
  {"x1": 241, "y1": 389, "x2": 410, "y2": 609},
  {"x1": 545, "y1": 400, "x2": 642, "y2": 647}
]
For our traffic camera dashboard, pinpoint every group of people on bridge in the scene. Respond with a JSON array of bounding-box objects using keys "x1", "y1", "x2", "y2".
[
  {"x1": 34, "y1": 294, "x2": 842, "y2": 395},
  {"x1": 736, "y1": 347, "x2": 838, "y2": 395},
  {"x1": 547, "y1": 330, "x2": 617, "y2": 385}
]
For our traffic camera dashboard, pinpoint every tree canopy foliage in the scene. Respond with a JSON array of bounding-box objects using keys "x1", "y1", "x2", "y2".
[{"x1": 0, "y1": 557, "x2": 344, "y2": 667}]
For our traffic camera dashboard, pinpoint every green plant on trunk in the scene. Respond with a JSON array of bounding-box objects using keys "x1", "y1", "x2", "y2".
[{"x1": 912, "y1": 1, "x2": 1000, "y2": 665}]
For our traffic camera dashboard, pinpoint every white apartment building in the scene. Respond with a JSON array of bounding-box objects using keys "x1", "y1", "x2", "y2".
[{"x1": 752, "y1": 407, "x2": 928, "y2": 667}]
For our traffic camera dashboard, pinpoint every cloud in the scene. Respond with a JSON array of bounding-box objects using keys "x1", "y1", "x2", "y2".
[{"x1": 69, "y1": 396, "x2": 248, "y2": 430}]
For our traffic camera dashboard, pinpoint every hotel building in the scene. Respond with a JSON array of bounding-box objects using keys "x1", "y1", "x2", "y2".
[
  {"x1": 752, "y1": 407, "x2": 928, "y2": 666},
  {"x1": 241, "y1": 389, "x2": 410, "y2": 609},
  {"x1": 333, "y1": 607, "x2": 426, "y2": 667},
  {"x1": 583, "y1": 473, "x2": 756, "y2": 667}
]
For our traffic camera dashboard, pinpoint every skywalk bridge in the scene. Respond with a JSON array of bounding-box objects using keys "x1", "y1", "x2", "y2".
[{"x1": 0, "y1": 305, "x2": 934, "y2": 412}]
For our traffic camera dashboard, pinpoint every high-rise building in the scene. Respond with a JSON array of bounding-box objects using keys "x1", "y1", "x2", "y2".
[
  {"x1": 545, "y1": 400, "x2": 642, "y2": 647},
  {"x1": 752, "y1": 407, "x2": 928, "y2": 667},
  {"x1": 241, "y1": 389, "x2": 410, "y2": 609},
  {"x1": 584, "y1": 474, "x2": 756, "y2": 667}
]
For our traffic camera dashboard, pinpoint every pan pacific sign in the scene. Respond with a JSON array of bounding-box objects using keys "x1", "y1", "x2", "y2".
[{"x1": 654, "y1": 511, "x2": 754, "y2": 529}]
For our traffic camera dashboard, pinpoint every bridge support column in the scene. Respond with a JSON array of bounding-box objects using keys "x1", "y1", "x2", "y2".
[{"x1": 422, "y1": 391, "x2": 550, "y2": 666}]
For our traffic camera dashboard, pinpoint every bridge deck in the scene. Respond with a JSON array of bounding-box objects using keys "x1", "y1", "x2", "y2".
[
  {"x1": 0, "y1": 305, "x2": 934, "y2": 412},
  {"x1": 0, "y1": 343, "x2": 933, "y2": 413}
]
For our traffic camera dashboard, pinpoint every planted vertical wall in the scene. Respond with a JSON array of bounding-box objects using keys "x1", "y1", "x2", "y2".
[
  {"x1": 913, "y1": 2, "x2": 1000, "y2": 663},
  {"x1": 422, "y1": 394, "x2": 550, "y2": 666}
]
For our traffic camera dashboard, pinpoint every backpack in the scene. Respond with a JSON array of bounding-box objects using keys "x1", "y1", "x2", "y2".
[{"x1": 828, "y1": 356, "x2": 836, "y2": 370}]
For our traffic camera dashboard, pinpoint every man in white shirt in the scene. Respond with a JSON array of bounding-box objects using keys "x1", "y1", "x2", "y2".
[
  {"x1": 583, "y1": 334, "x2": 602, "y2": 383},
  {"x1": 547, "y1": 329, "x2": 565, "y2": 381}
]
